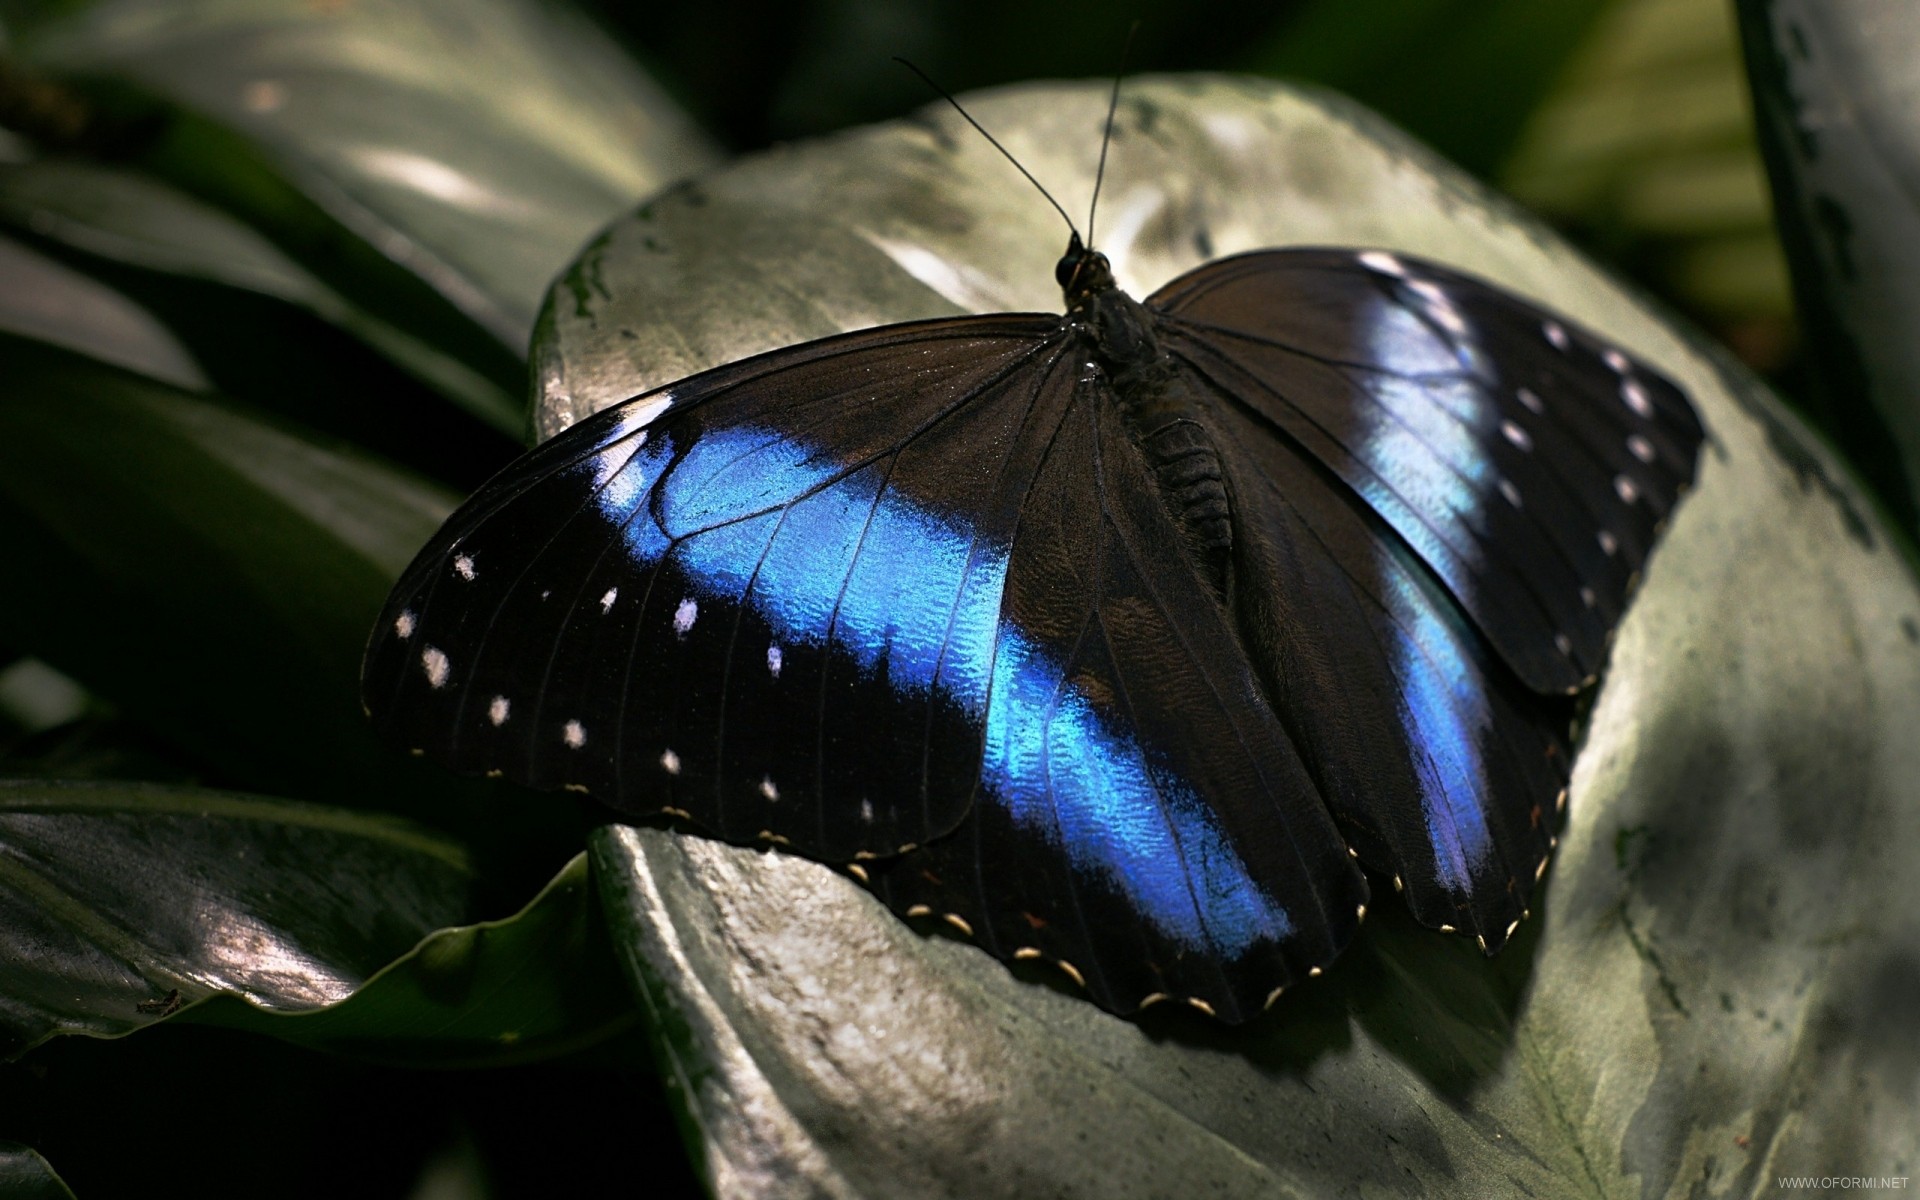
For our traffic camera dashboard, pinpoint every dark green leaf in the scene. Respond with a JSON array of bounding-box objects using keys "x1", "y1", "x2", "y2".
[
  {"x1": 1737, "y1": 0, "x2": 1920, "y2": 533},
  {"x1": 0, "y1": 159, "x2": 523, "y2": 486},
  {"x1": 15, "y1": 0, "x2": 720, "y2": 384},
  {"x1": 0, "y1": 337, "x2": 591, "y2": 877},
  {"x1": 0, "y1": 1143, "x2": 76, "y2": 1200},
  {"x1": 0, "y1": 1022, "x2": 701, "y2": 1199},
  {"x1": 1244, "y1": 0, "x2": 1610, "y2": 176},
  {"x1": 1503, "y1": 0, "x2": 1791, "y2": 327},
  {"x1": 603, "y1": 0, "x2": 1274, "y2": 149},
  {"x1": 0, "y1": 780, "x2": 472, "y2": 1059},
  {"x1": 565, "y1": 77, "x2": 1920, "y2": 1194},
  {"x1": 0, "y1": 337, "x2": 447, "y2": 782},
  {"x1": 188, "y1": 852, "x2": 640, "y2": 1068},
  {"x1": 0, "y1": 714, "x2": 201, "y2": 784}
]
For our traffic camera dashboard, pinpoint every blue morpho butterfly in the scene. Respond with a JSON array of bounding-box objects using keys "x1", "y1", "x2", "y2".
[{"x1": 362, "y1": 88, "x2": 1703, "y2": 1024}]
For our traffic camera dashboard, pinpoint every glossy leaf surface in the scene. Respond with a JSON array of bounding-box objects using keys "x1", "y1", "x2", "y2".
[
  {"x1": 186, "y1": 852, "x2": 638, "y2": 1067},
  {"x1": 0, "y1": 780, "x2": 472, "y2": 1058},
  {"x1": 560, "y1": 76, "x2": 1920, "y2": 1195}
]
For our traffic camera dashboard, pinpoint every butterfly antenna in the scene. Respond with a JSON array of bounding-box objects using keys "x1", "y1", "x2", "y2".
[
  {"x1": 1085, "y1": 22, "x2": 1138, "y2": 251},
  {"x1": 894, "y1": 57, "x2": 1079, "y2": 239}
]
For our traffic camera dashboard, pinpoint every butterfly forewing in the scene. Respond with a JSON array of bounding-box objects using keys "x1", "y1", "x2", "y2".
[
  {"x1": 1150, "y1": 249, "x2": 1704, "y2": 695},
  {"x1": 365, "y1": 316, "x2": 1068, "y2": 861}
]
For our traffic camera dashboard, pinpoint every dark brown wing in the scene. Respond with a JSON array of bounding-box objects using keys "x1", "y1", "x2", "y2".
[{"x1": 1151, "y1": 247, "x2": 1703, "y2": 694}]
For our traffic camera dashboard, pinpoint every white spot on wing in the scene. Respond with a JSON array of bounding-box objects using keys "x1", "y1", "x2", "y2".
[
  {"x1": 452, "y1": 554, "x2": 476, "y2": 581},
  {"x1": 1543, "y1": 320, "x2": 1569, "y2": 350},
  {"x1": 600, "y1": 587, "x2": 618, "y2": 614},
  {"x1": 1358, "y1": 250, "x2": 1407, "y2": 277},
  {"x1": 759, "y1": 776, "x2": 779, "y2": 801},
  {"x1": 1603, "y1": 348, "x2": 1630, "y2": 374},
  {"x1": 1501, "y1": 420, "x2": 1533, "y2": 451},
  {"x1": 1499, "y1": 479, "x2": 1522, "y2": 508},
  {"x1": 1598, "y1": 530, "x2": 1619, "y2": 556},
  {"x1": 1614, "y1": 475, "x2": 1639, "y2": 504},
  {"x1": 563, "y1": 720, "x2": 586, "y2": 748},
  {"x1": 1516, "y1": 387, "x2": 1544, "y2": 414},
  {"x1": 488, "y1": 695, "x2": 510, "y2": 726},
  {"x1": 1554, "y1": 633, "x2": 1574, "y2": 657},
  {"x1": 860, "y1": 798, "x2": 874, "y2": 823},
  {"x1": 1580, "y1": 586, "x2": 1597, "y2": 609},
  {"x1": 673, "y1": 597, "x2": 698, "y2": 637},
  {"x1": 394, "y1": 610, "x2": 416, "y2": 639},
  {"x1": 1621, "y1": 378, "x2": 1654, "y2": 418},
  {"x1": 660, "y1": 748, "x2": 681, "y2": 775},
  {"x1": 1627, "y1": 434, "x2": 1657, "y2": 463},
  {"x1": 421, "y1": 646, "x2": 450, "y2": 689},
  {"x1": 767, "y1": 643, "x2": 783, "y2": 677}
]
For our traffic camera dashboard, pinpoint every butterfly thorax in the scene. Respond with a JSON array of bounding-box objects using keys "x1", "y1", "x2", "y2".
[{"x1": 1059, "y1": 235, "x2": 1234, "y2": 591}]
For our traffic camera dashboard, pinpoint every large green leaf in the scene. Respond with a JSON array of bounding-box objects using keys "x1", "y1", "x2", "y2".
[
  {"x1": 186, "y1": 851, "x2": 639, "y2": 1068},
  {"x1": 550, "y1": 76, "x2": 1920, "y2": 1194},
  {"x1": 0, "y1": 780, "x2": 472, "y2": 1059},
  {"x1": 11, "y1": 0, "x2": 721, "y2": 424},
  {"x1": 1736, "y1": 0, "x2": 1920, "y2": 533}
]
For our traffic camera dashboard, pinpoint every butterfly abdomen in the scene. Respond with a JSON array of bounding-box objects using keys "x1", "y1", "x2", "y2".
[
  {"x1": 1076, "y1": 281, "x2": 1237, "y2": 582},
  {"x1": 1138, "y1": 417, "x2": 1233, "y2": 554}
]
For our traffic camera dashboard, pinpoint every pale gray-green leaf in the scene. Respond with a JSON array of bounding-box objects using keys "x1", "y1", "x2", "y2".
[
  {"x1": 561, "y1": 76, "x2": 1920, "y2": 1196},
  {"x1": 1737, "y1": 0, "x2": 1920, "y2": 526}
]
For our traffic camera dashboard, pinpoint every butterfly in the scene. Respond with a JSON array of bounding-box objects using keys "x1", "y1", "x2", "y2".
[{"x1": 362, "y1": 108, "x2": 1703, "y2": 1023}]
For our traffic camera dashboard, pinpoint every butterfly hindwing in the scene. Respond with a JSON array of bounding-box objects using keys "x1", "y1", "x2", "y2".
[
  {"x1": 1150, "y1": 248, "x2": 1704, "y2": 694},
  {"x1": 1211, "y1": 398, "x2": 1570, "y2": 951},
  {"x1": 870, "y1": 366, "x2": 1367, "y2": 1021}
]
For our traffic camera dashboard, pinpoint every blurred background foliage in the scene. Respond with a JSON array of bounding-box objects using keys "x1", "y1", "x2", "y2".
[
  {"x1": 613, "y1": 0, "x2": 1792, "y2": 369},
  {"x1": 0, "y1": 0, "x2": 1865, "y2": 1196}
]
